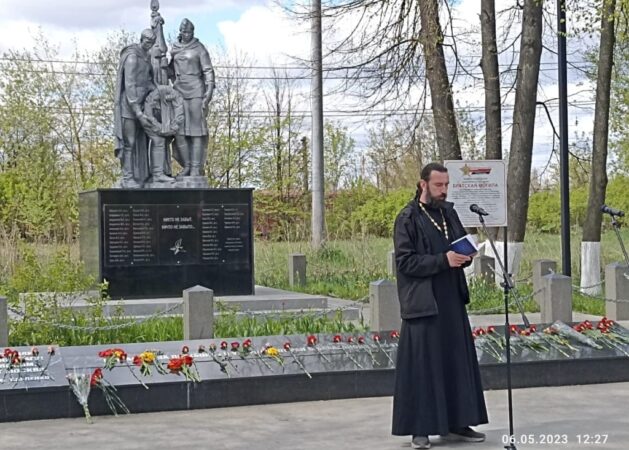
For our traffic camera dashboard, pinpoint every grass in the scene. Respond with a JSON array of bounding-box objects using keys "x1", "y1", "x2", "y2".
[
  {"x1": 8, "y1": 306, "x2": 368, "y2": 347},
  {"x1": 4, "y1": 227, "x2": 623, "y2": 347}
]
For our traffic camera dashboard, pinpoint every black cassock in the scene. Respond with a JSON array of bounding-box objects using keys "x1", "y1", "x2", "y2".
[{"x1": 392, "y1": 206, "x2": 488, "y2": 437}]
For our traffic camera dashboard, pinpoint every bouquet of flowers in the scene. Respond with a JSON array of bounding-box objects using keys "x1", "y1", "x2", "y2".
[
  {"x1": 549, "y1": 320, "x2": 601, "y2": 349},
  {"x1": 132, "y1": 351, "x2": 167, "y2": 376},
  {"x1": 576, "y1": 319, "x2": 629, "y2": 356},
  {"x1": 67, "y1": 370, "x2": 92, "y2": 423},
  {"x1": 262, "y1": 343, "x2": 284, "y2": 367},
  {"x1": 98, "y1": 348, "x2": 128, "y2": 370},
  {"x1": 1, "y1": 348, "x2": 25, "y2": 386},
  {"x1": 90, "y1": 368, "x2": 130, "y2": 416},
  {"x1": 167, "y1": 355, "x2": 200, "y2": 382}
]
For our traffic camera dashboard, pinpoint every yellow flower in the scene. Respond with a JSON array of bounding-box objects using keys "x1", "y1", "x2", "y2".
[
  {"x1": 141, "y1": 351, "x2": 156, "y2": 364},
  {"x1": 266, "y1": 347, "x2": 279, "y2": 357}
]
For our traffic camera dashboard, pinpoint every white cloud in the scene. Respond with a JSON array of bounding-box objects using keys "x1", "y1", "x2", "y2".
[{"x1": 218, "y1": 3, "x2": 310, "y2": 64}]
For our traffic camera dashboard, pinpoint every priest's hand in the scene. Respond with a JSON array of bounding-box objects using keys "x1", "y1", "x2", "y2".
[{"x1": 446, "y1": 251, "x2": 471, "y2": 268}]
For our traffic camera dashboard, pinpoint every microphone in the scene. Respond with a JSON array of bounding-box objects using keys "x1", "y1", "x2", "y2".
[
  {"x1": 469, "y1": 204, "x2": 489, "y2": 216},
  {"x1": 601, "y1": 205, "x2": 625, "y2": 217}
]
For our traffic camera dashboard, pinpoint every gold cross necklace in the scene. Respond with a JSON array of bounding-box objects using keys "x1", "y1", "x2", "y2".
[{"x1": 418, "y1": 201, "x2": 449, "y2": 241}]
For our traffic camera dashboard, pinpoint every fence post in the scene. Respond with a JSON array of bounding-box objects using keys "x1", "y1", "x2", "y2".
[
  {"x1": 605, "y1": 263, "x2": 629, "y2": 320},
  {"x1": 369, "y1": 280, "x2": 401, "y2": 332},
  {"x1": 541, "y1": 274, "x2": 572, "y2": 323},
  {"x1": 533, "y1": 259, "x2": 557, "y2": 305},
  {"x1": 183, "y1": 286, "x2": 214, "y2": 340},
  {"x1": 0, "y1": 297, "x2": 8, "y2": 347},
  {"x1": 387, "y1": 250, "x2": 396, "y2": 276},
  {"x1": 289, "y1": 253, "x2": 307, "y2": 287}
]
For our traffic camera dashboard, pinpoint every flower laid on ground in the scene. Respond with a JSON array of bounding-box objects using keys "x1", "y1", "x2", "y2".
[
  {"x1": 331, "y1": 334, "x2": 363, "y2": 368},
  {"x1": 549, "y1": 320, "x2": 601, "y2": 349},
  {"x1": 207, "y1": 343, "x2": 230, "y2": 377},
  {"x1": 263, "y1": 344, "x2": 284, "y2": 366},
  {"x1": 47, "y1": 346, "x2": 56, "y2": 356},
  {"x1": 372, "y1": 333, "x2": 395, "y2": 366},
  {"x1": 241, "y1": 339, "x2": 273, "y2": 370},
  {"x1": 356, "y1": 336, "x2": 379, "y2": 366},
  {"x1": 31, "y1": 347, "x2": 39, "y2": 357},
  {"x1": 1, "y1": 348, "x2": 25, "y2": 385},
  {"x1": 306, "y1": 335, "x2": 331, "y2": 363},
  {"x1": 283, "y1": 342, "x2": 311, "y2": 379},
  {"x1": 577, "y1": 319, "x2": 629, "y2": 356},
  {"x1": 132, "y1": 351, "x2": 167, "y2": 376},
  {"x1": 472, "y1": 328, "x2": 503, "y2": 362},
  {"x1": 198, "y1": 345, "x2": 206, "y2": 353},
  {"x1": 390, "y1": 330, "x2": 400, "y2": 340},
  {"x1": 220, "y1": 341, "x2": 228, "y2": 350},
  {"x1": 167, "y1": 355, "x2": 200, "y2": 382},
  {"x1": 512, "y1": 325, "x2": 548, "y2": 355},
  {"x1": 182, "y1": 346, "x2": 190, "y2": 354},
  {"x1": 90, "y1": 368, "x2": 129, "y2": 417},
  {"x1": 98, "y1": 348, "x2": 128, "y2": 370},
  {"x1": 231, "y1": 342, "x2": 240, "y2": 352},
  {"x1": 67, "y1": 370, "x2": 92, "y2": 423},
  {"x1": 541, "y1": 326, "x2": 577, "y2": 357}
]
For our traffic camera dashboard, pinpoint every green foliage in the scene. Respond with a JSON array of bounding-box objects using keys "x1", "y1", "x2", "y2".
[
  {"x1": 349, "y1": 188, "x2": 414, "y2": 237},
  {"x1": 8, "y1": 306, "x2": 366, "y2": 347},
  {"x1": 466, "y1": 279, "x2": 539, "y2": 314},
  {"x1": 2, "y1": 244, "x2": 94, "y2": 303},
  {"x1": 527, "y1": 182, "x2": 589, "y2": 232}
]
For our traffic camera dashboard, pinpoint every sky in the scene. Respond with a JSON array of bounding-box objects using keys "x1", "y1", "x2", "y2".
[{"x1": 0, "y1": 0, "x2": 597, "y2": 175}]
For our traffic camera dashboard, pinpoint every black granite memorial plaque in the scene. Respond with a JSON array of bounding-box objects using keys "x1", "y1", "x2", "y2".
[
  {"x1": 79, "y1": 189, "x2": 254, "y2": 298},
  {"x1": 3, "y1": 325, "x2": 629, "y2": 422}
]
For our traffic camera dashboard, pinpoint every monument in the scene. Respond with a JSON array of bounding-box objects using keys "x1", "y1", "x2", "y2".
[{"x1": 79, "y1": 1, "x2": 254, "y2": 298}]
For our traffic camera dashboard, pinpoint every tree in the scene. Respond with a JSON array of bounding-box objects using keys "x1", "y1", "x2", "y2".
[
  {"x1": 506, "y1": 0, "x2": 543, "y2": 243},
  {"x1": 480, "y1": 0, "x2": 502, "y2": 160},
  {"x1": 324, "y1": 121, "x2": 355, "y2": 192},
  {"x1": 582, "y1": 0, "x2": 618, "y2": 293}
]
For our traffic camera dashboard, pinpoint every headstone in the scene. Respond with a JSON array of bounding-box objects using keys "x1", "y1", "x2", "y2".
[
  {"x1": 541, "y1": 274, "x2": 572, "y2": 323},
  {"x1": 387, "y1": 250, "x2": 396, "y2": 276},
  {"x1": 79, "y1": 189, "x2": 254, "y2": 299},
  {"x1": 288, "y1": 254, "x2": 307, "y2": 287},
  {"x1": 473, "y1": 255, "x2": 495, "y2": 284},
  {"x1": 605, "y1": 263, "x2": 629, "y2": 320},
  {"x1": 183, "y1": 285, "x2": 214, "y2": 340},
  {"x1": 533, "y1": 259, "x2": 557, "y2": 305},
  {"x1": 369, "y1": 280, "x2": 401, "y2": 332}
]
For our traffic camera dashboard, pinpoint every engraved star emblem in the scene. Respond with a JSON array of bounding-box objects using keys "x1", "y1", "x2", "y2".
[
  {"x1": 170, "y1": 238, "x2": 186, "y2": 255},
  {"x1": 460, "y1": 164, "x2": 472, "y2": 176}
]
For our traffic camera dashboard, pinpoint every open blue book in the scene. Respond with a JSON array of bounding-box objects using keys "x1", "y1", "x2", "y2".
[{"x1": 449, "y1": 234, "x2": 478, "y2": 256}]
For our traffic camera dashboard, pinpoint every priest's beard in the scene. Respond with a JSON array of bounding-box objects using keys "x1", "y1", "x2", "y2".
[{"x1": 425, "y1": 186, "x2": 447, "y2": 209}]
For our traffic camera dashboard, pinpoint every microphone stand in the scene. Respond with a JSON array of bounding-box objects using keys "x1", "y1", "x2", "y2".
[
  {"x1": 610, "y1": 214, "x2": 629, "y2": 269},
  {"x1": 474, "y1": 212, "x2": 529, "y2": 450}
]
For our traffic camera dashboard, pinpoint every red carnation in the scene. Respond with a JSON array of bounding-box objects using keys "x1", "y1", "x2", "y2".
[
  {"x1": 182, "y1": 345, "x2": 189, "y2": 354},
  {"x1": 307, "y1": 335, "x2": 317, "y2": 346},
  {"x1": 347, "y1": 336, "x2": 355, "y2": 344},
  {"x1": 220, "y1": 341, "x2": 228, "y2": 350},
  {"x1": 358, "y1": 336, "x2": 365, "y2": 345},
  {"x1": 283, "y1": 342, "x2": 292, "y2": 351},
  {"x1": 90, "y1": 368, "x2": 103, "y2": 387},
  {"x1": 373, "y1": 334, "x2": 381, "y2": 342},
  {"x1": 182, "y1": 355, "x2": 194, "y2": 366},
  {"x1": 167, "y1": 358, "x2": 184, "y2": 372},
  {"x1": 231, "y1": 342, "x2": 240, "y2": 351},
  {"x1": 390, "y1": 330, "x2": 400, "y2": 339},
  {"x1": 333, "y1": 335, "x2": 342, "y2": 343},
  {"x1": 133, "y1": 355, "x2": 143, "y2": 366}
]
